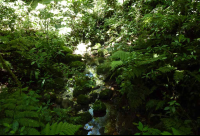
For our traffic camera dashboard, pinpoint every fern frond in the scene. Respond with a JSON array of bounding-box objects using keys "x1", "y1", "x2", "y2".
[
  {"x1": 25, "y1": 128, "x2": 40, "y2": 135},
  {"x1": 111, "y1": 60, "x2": 123, "y2": 71},
  {"x1": 157, "y1": 66, "x2": 175, "y2": 73},
  {"x1": 161, "y1": 118, "x2": 192, "y2": 135},
  {"x1": 155, "y1": 100, "x2": 166, "y2": 110},
  {"x1": 17, "y1": 118, "x2": 40, "y2": 127},
  {"x1": 186, "y1": 71, "x2": 200, "y2": 82},
  {"x1": 112, "y1": 50, "x2": 130, "y2": 61},
  {"x1": 15, "y1": 111, "x2": 39, "y2": 119},
  {"x1": 146, "y1": 99, "x2": 159, "y2": 110},
  {"x1": 15, "y1": 105, "x2": 37, "y2": 111},
  {"x1": 5, "y1": 110, "x2": 14, "y2": 117},
  {"x1": 42, "y1": 122, "x2": 82, "y2": 135},
  {"x1": 128, "y1": 85, "x2": 150, "y2": 109},
  {"x1": 3, "y1": 103, "x2": 16, "y2": 110},
  {"x1": 174, "y1": 70, "x2": 184, "y2": 82}
]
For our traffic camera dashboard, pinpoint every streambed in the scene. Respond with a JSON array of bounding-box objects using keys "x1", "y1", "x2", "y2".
[{"x1": 58, "y1": 42, "x2": 135, "y2": 135}]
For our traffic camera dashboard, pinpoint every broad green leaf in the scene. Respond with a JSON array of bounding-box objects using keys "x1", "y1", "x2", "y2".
[
  {"x1": 20, "y1": 126, "x2": 25, "y2": 132},
  {"x1": 31, "y1": 62, "x2": 35, "y2": 65},
  {"x1": 172, "y1": 128, "x2": 181, "y2": 135},
  {"x1": 164, "y1": 107, "x2": 170, "y2": 110},
  {"x1": 137, "y1": 122, "x2": 143, "y2": 131},
  {"x1": 143, "y1": 126, "x2": 149, "y2": 131},
  {"x1": 35, "y1": 70, "x2": 40, "y2": 80},
  {"x1": 171, "y1": 106, "x2": 175, "y2": 113},
  {"x1": 3, "y1": 123, "x2": 10, "y2": 128},
  {"x1": 133, "y1": 122, "x2": 138, "y2": 126},
  {"x1": 12, "y1": 120, "x2": 19, "y2": 132},
  {"x1": 161, "y1": 131, "x2": 172, "y2": 135},
  {"x1": 175, "y1": 103, "x2": 180, "y2": 106},
  {"x1": 10, "y1": 130, "x2": 15, "y2": 134},
  {"x1": 134, "y1": 133, "x2": 141, "y2": 135},
  {"x1": 143, "y1": 132, "x2": 150, "y2": 135},
  {"x1": 41, "y1": 79, "x2": 45, "y2": 87}
]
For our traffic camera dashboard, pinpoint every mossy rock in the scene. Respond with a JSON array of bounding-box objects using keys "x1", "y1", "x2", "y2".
[
  {"x1": 98, "y1": 57, "x2": 105, "y2": 63},
  {"x1": 44, "y1": 78, "x2": 65, "y2": 90},
  {"x1": 89, "y1": 92, "x2": 98, "y2": 103},
  {"x1": 73, "y1": 77, "x2": 93, "y2": 97},
  {"x1": 69, "y1": 61, "x2": 85, "y2": 69},
  {"x1": 61, "y1": 98, "x2": 74, "y2": 109},
  {"x1": 92, "y1": 43, "x2": 101, "y2": 50},
  {"x1": 63, "y1": 54, "x2": 82, "y2": 64},
  {"x1": 119, "y1": 128, "x2": 133, "y2": 135},
  {"x1": 97, "y1": 62, "x2": 111, "y2": 75},
  {"x1": 98, "y1": 49, "x2": 104, "y2": 57},
  {"x1": 93, "y1": 100, "x2": 106, "y2": 117},
  {"x1": 99, "y1": 89, "x2": 113, "y2": 100},
  {"x1": 77, "y1": 94, "x2": 90, "y2": 105},
  {"x1": 73, "y1": 87, "x2": 91, "y2": 97},
  {"x1": 76, "y1": 112, "x2": 92, "y2": 124},
  {"x1": 61, "y1": 46, "x2": 73, "y2": 54}
]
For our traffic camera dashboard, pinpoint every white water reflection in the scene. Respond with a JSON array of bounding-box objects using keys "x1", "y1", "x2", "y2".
[{"x1": 74, "y1": 42, "x2": 91, "y2": 55}]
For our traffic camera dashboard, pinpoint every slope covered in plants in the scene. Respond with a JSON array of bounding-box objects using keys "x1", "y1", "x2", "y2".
[{"x1": 0, "y1": 0, "x2": 200, "y2": 135}]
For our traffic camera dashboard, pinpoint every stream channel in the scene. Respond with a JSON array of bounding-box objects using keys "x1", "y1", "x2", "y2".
[{"x1": 59, "y1": 42, "x2": 122, "y2": 135}]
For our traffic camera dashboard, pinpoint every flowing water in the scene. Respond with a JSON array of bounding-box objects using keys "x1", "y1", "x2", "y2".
[{"x1": 61, "y1": 42, "x2": 120, "y2": 135}]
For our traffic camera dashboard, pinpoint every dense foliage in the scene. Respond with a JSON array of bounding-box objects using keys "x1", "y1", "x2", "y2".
[{"x1": 0, "y1": 0, "x2": 200, "y2": 135}]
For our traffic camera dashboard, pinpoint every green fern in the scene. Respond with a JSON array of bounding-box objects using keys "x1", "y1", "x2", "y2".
[
  {"x1": 110, "y1": 60, "x2": 123, "y2": 71},
  {"x1": 111, "y1": 50, "x2": 131, "y2": 61},
  {"x1": 161, "y1": 118, "x2": 192, "y2": 135},
  {"x1": 0, "y1": 89, "x2": 43, "y2": 135},
  {"x1": 186, "y1": 70, "x2": 200, "y2": 82},
  {"x1": 146, "y1": 99, "x2": 166, "y2": 111},
  {"x1": 156, "y1": 66, "x2": 175, "y2": 73},
  {"x1": 41, "y1": 122, "x2": 82, "y2": 135},
  {"x1": 174, "y1": 70, "x2": 184, "y2": 82},
  {"x1": 128, "y1": 85, "x2": 150, "y2": 109}
]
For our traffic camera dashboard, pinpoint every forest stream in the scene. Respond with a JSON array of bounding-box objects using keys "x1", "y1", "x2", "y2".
[{"x1": 59, "y1": 42, "x2": 127, "y2": 135}]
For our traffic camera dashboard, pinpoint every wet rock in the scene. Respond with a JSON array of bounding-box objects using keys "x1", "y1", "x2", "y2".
[
  {"x1": 76, "y1": 111, "x2": 93, "y2": 124},
  {"x1": 75, "y1": 128, "x2": 90, "y2": 135},
  {"x1": 91, "y1": 86, "x2": 101, "y2": 90},
  {"x1": 65, "y1": 54, "x2": 82, "y2": 63},
  {"x1": 73, "y1": 87, "x2": 92, "y2": 97},
  {"x1": 99, "y1": 89, "x2": 113, "y2": 100},
  {"x1": 119, "y1": 127, "x2": 133, "y2": 135},
  {"x1": 93, "y1": 100, "x2": 106, "y2": 117},
  {"x1": 99, "y1": 127, "x2": 105, "y2": 135},
  {"x1": 69, "y1": 61, "x2": 85, "y2": 69},
  {"x1": 77, "y1": 94, "x2": 90, "y2": 105},
  {"x1": 45, "y1": 77, "x2": 65, "y2": 90},
  {"x1": 92, "y1": 43, "x2": 101, "y2": 50},
  {"x1": 97, "y1": 62, "x2": 111, "y2": 75},
  {"x1": 73, "y1": 77, "x2": 93, "y2": 97},
  {"x1": 98, "y1": 57, "x2": 105, "y2": 63},
  {"x1": 55, "y1": 96, "x2": 63, "y2": 105},
  {"x1": 74, "y1": 104, "x2": 90, "y2": 112},
  {"x1": 98, "y1": 49, "x2": 104, "y2": 57},
  {"x1": 61, "y1": 46, "x2": 73, "y2": 54},
  {"x1": 61, "y1": 98, "x2": 74, "y2": 109}
]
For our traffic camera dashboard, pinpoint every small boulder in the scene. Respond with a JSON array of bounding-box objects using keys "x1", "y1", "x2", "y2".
[
  {"x1": 75, "y1": 112, "x2": 92, "y2": 124},
  {"x1": 61, "y1": 46, "x2": 73, "y2": 54},
  {"x1": 99, "y1": 89, "x2": 113, "y2": 100},
  {"x1": 77, "y1": 94, "x2": 90, "y2": 105},
  {"x1": 98, "y1": 57, "x2": 105, "y2": 63},
  {"x1": 61, "y1": 98, "x2": 74, "y2": 109},
  {"x1": 97, "y1": 62, "x2": 111, "y2": 75},
  {"x1": 93, "y1": 100, "x2": 106, "y2": 117},
  {"x1": 69, "y1": 61, "x2": 85, "y2": 68}
]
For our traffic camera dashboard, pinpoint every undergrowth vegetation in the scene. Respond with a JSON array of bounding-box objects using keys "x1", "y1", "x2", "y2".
[{"x1": 0, "y1": 0, "x2": 200, "y2": 135}]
